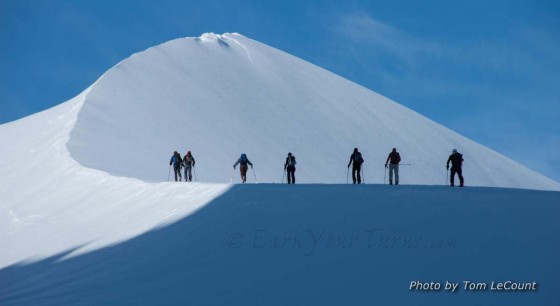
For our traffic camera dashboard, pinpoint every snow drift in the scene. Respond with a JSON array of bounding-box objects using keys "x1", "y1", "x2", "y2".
[
  {"x1": 65, "y1": 33, "x2": 558, "y2": 189},
  {"x1": 2, "y1": 185, "x2": 559, "y2": 305},
  {"x1": 0, "y1": 93, "x2": 229, "y2": 268}
]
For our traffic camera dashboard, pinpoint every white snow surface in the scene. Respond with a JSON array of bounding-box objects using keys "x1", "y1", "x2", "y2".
[
  {"x1": 0, "y1": 90, "x2": 229, "y2": 268},
  {"x1": 63, "y1": 32, "x2": 559, "y2": 189},
  {"x1": 1, "y1": 184, "x2": 559, "y2": 305},
  {"x1": 0, "y1": 31, "x2": 558, "y2": 267},
  {"x1": 1, "y1": 33, "x2": 560, "y2": 305}
]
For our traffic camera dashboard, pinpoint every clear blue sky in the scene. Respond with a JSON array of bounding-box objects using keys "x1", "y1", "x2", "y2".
[{"x1": 1, "y1": 0, "x2": 559, "y2": 182}]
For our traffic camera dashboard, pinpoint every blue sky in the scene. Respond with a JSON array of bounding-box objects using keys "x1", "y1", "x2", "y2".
[{"x1": 1, "y1": 0, "x2": 559, "y2": 182}]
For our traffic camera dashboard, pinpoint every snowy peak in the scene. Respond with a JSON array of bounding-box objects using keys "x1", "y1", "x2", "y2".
[
  {"x1": 195, "y1": 32, "x2": 240, "y2": 45},
  {"x1": 41, "y1": 33, "x2": 558, "y2": 190},
  {"x1": 2, "y1": 32, "x2": 559, "y2": 306}
]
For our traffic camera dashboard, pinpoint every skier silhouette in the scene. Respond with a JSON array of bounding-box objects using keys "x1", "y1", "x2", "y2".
[
  {"x1": 385, "y1": 148, "x2": 401, "y2": 185},
  {"x1": 284, "y1": 152, "x2": 297, "y2": 184},
  {"x1": 447, "y1": 149, "x2": 464, "y2": 187},
  {"x1": 169, "y1": 151, "x2": 183, "y2": 181},
  {"x1": 233, "y1": 153, "x2": 253, "y2": 183},
  {"x1": 347, "y1": 148, "x2": 364, "y2": 184},
  {"x1": 183, "y1": 151, "x2": 196, "y2": 182}
]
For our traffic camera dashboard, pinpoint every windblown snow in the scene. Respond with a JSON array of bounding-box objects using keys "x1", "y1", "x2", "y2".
[
  {"x1": 1, "y1": 33, "x2": 559, "y2": 306},
  {"x1": 64, "y1": 33, "x2": 559, "y2": 189}
]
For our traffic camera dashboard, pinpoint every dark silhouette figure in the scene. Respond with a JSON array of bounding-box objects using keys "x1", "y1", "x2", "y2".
[
  {"x1": 347, "y1": 148, "x2": 364, "y2": 184},
  {"x1": 447, "y1": 149, "x2": 464, "y2": 187},
  {"x1": 183, "y1": 151, "x2": 196, "y2": 182},
  {"x1": 169, "y1": 151, "x2": 183, "y2": 182},
  {"x1": 284, "y1": 153, "x2": 297, "y2": 184},
  {"x1": 233, "y1": 153, "x2": 253, "y2": 183},
  {"x1": 385, "y1": 148, "x2": 401, "y2": 185}
]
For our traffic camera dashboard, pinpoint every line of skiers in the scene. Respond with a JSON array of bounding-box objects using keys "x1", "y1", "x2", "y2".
[{"x1": 169, "y1": 148, "x2": 464, "y2": 187}]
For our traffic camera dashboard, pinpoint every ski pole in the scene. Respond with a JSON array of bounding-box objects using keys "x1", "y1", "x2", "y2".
[
  {"x1": 230, "y1": 168, "x2": 235, "y2": 184},
  {"x1": 346, "y1": 167, "x2": 349, "y2": 184},
  {"x1": 193, "y1": 166, "x2": 197, "y2": 182},
  {"x1": 361, "y1": 166, "x2": 365, "y2": 184},
  {"x1": 384, "y1": 166, "x2": 387, "y2": 185},
  {"x1": 252, "y1": 167, "x2": 258, "y2": 184},
  {"x1": 282, "y1": 167, "x2": 285, "y2": 184},
  {"x1": 446, "y1": 168, "x2": 449, "y2": 186},
  {"x1": 168, "y1": 165, "x2": 171, "y2": 182}
]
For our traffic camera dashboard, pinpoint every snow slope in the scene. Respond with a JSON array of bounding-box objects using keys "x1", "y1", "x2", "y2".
[
  {"x1": 65, "y1": 33, "x2": 559, "y2": 190},
  {"x1": 1, "y1": 33, "x2": 559, "y2": 305},
  {"x1": 0, "y1": 91, "x2": 229, "y2": 268},
  {"x1": 1, "y1": 185, "x2": 559, "y2": 305}
]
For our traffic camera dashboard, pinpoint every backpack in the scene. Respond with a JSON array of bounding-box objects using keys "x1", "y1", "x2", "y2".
[
  {"x1": 174, "y1": 153, "x2": 182, "y2": 166},
  {"x1": 184, "y1": 155, "x2": 191, "y2": 165},
  {"x1": 288, "y1": 156, "x2": 296, "y2": 166},
  {"x1": 240, "y1": 154, "x2": 248, "y2": 165},
  {"x1": 354, "y1": 152, "x2": 364, "y2": 164},
  {"x1": 456, "y1": 153, "x2": 463, "y2": 167},
  {"x1": 390, "y1": 152, "x2": 401, "y2": 164},
  {"x1": 450, "y1": 153, "x2": 463, "y2": 168}
]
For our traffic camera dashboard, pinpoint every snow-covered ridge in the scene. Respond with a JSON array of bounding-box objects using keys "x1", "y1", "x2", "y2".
[
  {"x1": 0, "y1": 89, "x2": 230, "y2": 268},
  {"x1": 65, "y1": 33, "x2": 558, "y2": 190},
  {"x1": 1, "y1": 32, "x2": 558, "y2": 267}
]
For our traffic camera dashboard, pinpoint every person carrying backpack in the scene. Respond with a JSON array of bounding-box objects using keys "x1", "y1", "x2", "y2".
[
  {"x1": 446, "y1": 149, "x2": 464, "y2": 187},
  {"x1": 169, "y1": 151, "x2": 183, "y2": 182},
  {"x1": 284, "y1": 152, "x2": 297, "y2": 184},
  {"x1": 347, "y1": 148, "x2": 364, "y2": 184},
  {"x1": 233, "y1": 153, "x2": 253, "y2": 183},
  {"x1": 183, "y1": 151, "x2": 196, "y2": 182},
  {"x1": 385, "y1": 148, "x2": 401, "y2": 185}
]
